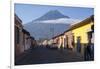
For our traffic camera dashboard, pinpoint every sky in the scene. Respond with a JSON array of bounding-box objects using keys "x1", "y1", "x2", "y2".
[{"x1": 15, "y1": 3, "x2": 94, "y2": 24}]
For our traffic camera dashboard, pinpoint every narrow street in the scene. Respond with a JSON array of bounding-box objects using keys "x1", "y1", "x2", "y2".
[
  {"x1": 15, "y1": 46, "x2": 84, "y2": 65},
  {"x1": 14, "y1": 5, "x2": 94, "y2": 66}
]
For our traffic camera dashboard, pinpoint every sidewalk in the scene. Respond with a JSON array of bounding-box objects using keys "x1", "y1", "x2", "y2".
[{"x1": 15, "y1": 49, "x2": 32, "y2": 65}]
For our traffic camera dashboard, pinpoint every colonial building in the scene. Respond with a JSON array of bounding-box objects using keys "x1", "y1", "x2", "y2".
[
  {"x1": 69, "y1": 15, "x2": 94, "y2": 54},
  {"x1": 22, "y1": 29, "x2": 31, "y2": 51},
  {"x1": 63, "y1": 31, "x2": 74, "y2": 49},
  {"x1": 50, "y1": 15, "x2": 94, "y2": 53},
  {"x1": 52, "y1": 33, "x2": 64, "y2": 49},
  {"x1": 15, "y1": 14, "x2": 23, "y2": 57},
  {"x1": 15, "y1": 14, "x2": 36, "y2": 57},
  {"x1": 47, "y1": 39, "x2": 53, "y2": 46},
  {"x1": 30, "y1": 36, "x2": 36, "y2": 48},
  {"x1": 42, "y1": 40, "x2": 48, "y2": 46},
  {"x1": 51, "y1": 31, "x2": 74, "y2": 49}
]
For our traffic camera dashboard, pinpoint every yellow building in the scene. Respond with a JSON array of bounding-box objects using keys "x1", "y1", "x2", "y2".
[
  {"x1": 50, "y1": 15, "x2": 94, "y2": 53},
  {"x1": 69, "y1": 15, "x2": 94, "y2": 54}
]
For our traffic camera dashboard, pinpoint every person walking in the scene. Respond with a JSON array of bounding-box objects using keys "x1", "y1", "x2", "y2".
[{"x1": 77, "y1": 37, "x2": 81, "y2": 53}]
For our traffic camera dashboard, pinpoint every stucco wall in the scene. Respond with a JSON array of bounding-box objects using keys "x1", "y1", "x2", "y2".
[{"x1": 72, "y1": 22, "x2": 93, "y2": 44}]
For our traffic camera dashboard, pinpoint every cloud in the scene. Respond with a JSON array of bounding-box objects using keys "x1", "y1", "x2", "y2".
[{"x1": 35, "y1": 18, "x2": 82, "y2": 24}]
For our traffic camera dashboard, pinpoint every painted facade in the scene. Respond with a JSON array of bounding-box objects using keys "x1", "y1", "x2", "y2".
[
  {"x1": 69, "y1": 15, "x2": 94, "y2": 53},
  {"x1": 63, "y1": 31, "x2": 74, "y2": 49},
  {"x1": 50, "y1": 15, "x2": 94, "y2": 53},
  {"x1": 51, "y1": 33, "x2": 64, "y2": 49}
]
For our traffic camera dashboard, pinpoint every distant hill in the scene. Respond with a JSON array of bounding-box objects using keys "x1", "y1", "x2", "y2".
[
  {"x1": 24, "y1": 23, "x2": 70, "y2": 40},
  {"x1": 24, "y1": 10, "x2": 80, "y2": 40},
  {"x1": 33, "y1": 10, "x2": 70, "y2": 21}
]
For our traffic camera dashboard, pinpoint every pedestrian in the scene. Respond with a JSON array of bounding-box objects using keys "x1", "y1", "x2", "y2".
[
  {"x1": 77, "y1": 37, "x2": 81, "y2": 53},
  {"x1": 84, "y1": 42, "x2": 94, "y2": 61},
  {"x1": 84, "y1": 46, "x2": 88, "y2": 61}
]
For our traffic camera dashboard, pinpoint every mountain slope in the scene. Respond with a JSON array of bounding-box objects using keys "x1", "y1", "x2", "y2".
[
  {"x1": 23, "y1": 10, "x2": 77, "y2": 40},
  {"x1": 33, "y1": 10, "x2": 70, "y2": 21},
  {"x1": 24, "y1": 23, "x2": 70, "y2": 40}
]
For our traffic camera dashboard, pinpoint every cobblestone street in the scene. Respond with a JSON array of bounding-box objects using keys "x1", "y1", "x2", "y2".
[{"x1": 15, "y1": 46, "x2": 84, "y2": 65}]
